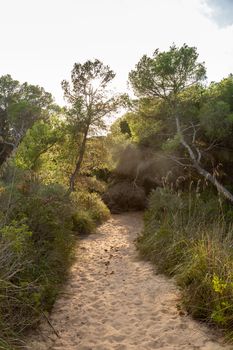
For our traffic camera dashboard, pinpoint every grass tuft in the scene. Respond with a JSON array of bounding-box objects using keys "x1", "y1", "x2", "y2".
[{"x1": 137, "y1": 187, "x2": 233, "y2": 337}]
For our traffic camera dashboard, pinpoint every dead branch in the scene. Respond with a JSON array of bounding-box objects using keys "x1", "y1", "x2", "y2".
[{"x1": 175, "y1": 116, "x2": 233, "y2": 203}]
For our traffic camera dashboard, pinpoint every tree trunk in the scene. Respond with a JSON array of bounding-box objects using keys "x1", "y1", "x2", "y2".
[
  {"x1": 175, "y1": 116, "x2": 233, "y2": 203},
  {"x1": 68, "y1": 127, "x2": 89, "y2": 194}
]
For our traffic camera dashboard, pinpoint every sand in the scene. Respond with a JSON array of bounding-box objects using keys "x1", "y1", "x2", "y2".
[{"x1": 26, "y1": 212, "x2": 232, "y2": 350}]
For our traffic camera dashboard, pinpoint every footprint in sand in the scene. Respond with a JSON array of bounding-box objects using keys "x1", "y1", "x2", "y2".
[{"x1": 26, "y1": 213, "x2": 232, "y2": 350}]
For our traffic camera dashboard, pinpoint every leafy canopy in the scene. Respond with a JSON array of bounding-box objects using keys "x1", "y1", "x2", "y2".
[
  {"x1": 129, "y1": 44, "x2": 206, "y2": 100},
  {"x1": 0, "y1": 74, "x2": 56, "y2": 165},
  {"x1": 61, "y1": 59, "x2": 118, "y2": 134}
]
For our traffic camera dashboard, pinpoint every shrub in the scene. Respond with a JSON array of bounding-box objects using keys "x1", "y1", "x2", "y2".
[
  {"x1": 138, "y1": 224, "x2": 189, "y2": 275},
  {"x1": 0, "y1": 180, "x2": 75, "y2": 347},
  {"x1": 102, "y1": 181, "x2": 146, "y2": 213},
  {"x1": 137, "y1": 187, "x2": 233, "y2": 337},
  {"x1": 71, "y1": 191, "x2": 110, "y2": 224},
  {"x1": 72, "y1": 210, "x2": 95, "y2": 235},
  {"x1": 0, "y1": 175, "x2": 110, "y2": 348},
  {"x1": 176, "y1": 237, "x2": 233, "y2": 325},
  {"x1": 0, "y1": 220, "x2": 36, "y2": 346}
]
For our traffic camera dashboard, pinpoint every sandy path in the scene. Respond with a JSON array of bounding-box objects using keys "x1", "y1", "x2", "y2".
[{"x1": 27, "y1": 213, "x2": 232, "y2": 350}]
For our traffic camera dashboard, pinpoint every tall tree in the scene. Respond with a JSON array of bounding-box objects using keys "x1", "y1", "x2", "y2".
[
  {"x1": 0, "y1": 75, "x2": 55, "y2": 166},
  {"x1": 62, "y1": 59, "x2": 119, "y2": 193},
  {"x1": 129, "y1": 44, "x2": 233, "y2": 202}
]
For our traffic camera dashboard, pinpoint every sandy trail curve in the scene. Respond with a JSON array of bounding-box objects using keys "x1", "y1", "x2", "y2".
[{"x1": 27, "y1": 213, "x2": 232, "y2": 350}]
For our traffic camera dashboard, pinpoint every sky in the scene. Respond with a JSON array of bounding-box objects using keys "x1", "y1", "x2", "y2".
[
  {"x1": 206, "y1": 0, "x2": 233, "y2": 26},
  {"x1": 1, "y1": 0, "x2": 233, "y2": 105}
]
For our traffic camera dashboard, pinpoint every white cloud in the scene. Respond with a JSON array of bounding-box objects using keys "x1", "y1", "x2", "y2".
[{"x1": 204, "y1": 0, "x2": 233, "y2": 27}]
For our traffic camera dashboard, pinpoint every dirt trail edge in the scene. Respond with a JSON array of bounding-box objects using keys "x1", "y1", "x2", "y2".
[{"x1": 27, "y1": 213, "x2": 232, "y2": 350}]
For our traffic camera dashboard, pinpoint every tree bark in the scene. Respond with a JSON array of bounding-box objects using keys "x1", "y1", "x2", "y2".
[{"x1": 68, "y1": 127, "x2": 89, "y2": 194}]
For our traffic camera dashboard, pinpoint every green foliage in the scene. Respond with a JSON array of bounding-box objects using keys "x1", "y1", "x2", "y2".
[
  {"x1": 119, "y1": 119, "x2": 132, "y2": 137},
  {"x1": 200, "y1": 101, "x2": 233, "y2": 139},
  {"x1": 137, "y1": 188, "x2": 233, "y2": 336},
  {"x1": 15, "y1": 119, "x2": 64, "y2": 171},
  {"x1": 107, "y1": 117, "x2": 132, "y2": 167},
  {"x1": 0, "y1": 219, "x2": 32, "y2": 253},
  {"x1": 71, "y1": 191, "x2": 110, "y2": 225},
  {"x1": 108, "y1": 97, "x2": 165, "y2": 156},
  {"x1": 0, "y1": 175, "x2": 109, "y2": 348},
  {"x1": 0, "y1": 74, "x2": 56, "y2": 166},
  {"x1": 82, "y1": 137, "x2": 112, "y2": 178},
  {"x1": 129, "y1": 44, "x2": 206, "y2": 98},
  {"x1": 37, "y1": 132, "x2": 81, "y2": 186},
  {"x1": 108, "y1": 47, "x2": 233, "y2": 202},
  {"x1": 162, "y1": 133, "x2": 181, "y2": 151},
  {"x1": 0, "y1": 66, "x2": 113, "y2": 349},
  {"x1": 5, "y1": 44, "x2": 233, "y2": 347},
  {"x1": 208, "y1": 75, "x2": 233, "y2": 111},
  {"x1": 176, "y1": 238, "x2": 233, "y2": 327},
  {"x1": 72, "y1": 211, "x2": 95, "y2": 235},
  {"x1": 126, "y1": 113, "x2": 162, "y2": 144},
  {"x1": 62, "y1": 59, "x2": 117, "y2": 130},
  {"x1": 62, "y1": 59, "x2": 122, "y2": 192}
]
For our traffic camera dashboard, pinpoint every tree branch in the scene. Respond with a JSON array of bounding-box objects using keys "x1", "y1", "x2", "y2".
[{"x1": 176, "y1": 116, "x2": 233, "y2": 203}]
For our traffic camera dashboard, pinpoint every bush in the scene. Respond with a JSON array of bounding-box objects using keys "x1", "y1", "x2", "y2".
[
  {"x1": 0, "y1": 174, "x2": 110, "y2": 348},
  {"x1": 176, "y1": 237, "x2": 233, "y2": 326},
  {"x1": 0, "y1": 180, "x2": 75, "y2": 347},
  {"x1": 72, "y1": 210, "x2": 95, "y2": 234},
  {"x1": 137, "y1": 187, "x2": 233, "y2": 337},
  {"x1": 71, "y1": 191, "x2": 110, "y2": 224},
  {"x1": 137, "y1": 224, "x2": 189, "y2": 275},
  {"x1": 102, "y1": 181, "x2": 146, "y2": 213}
]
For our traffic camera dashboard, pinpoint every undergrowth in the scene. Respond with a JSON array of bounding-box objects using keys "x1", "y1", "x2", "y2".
[
  {"x1": 137, "y1": 187, "x2": 233, "y2": 337},
  {"x1": 0, "y1": 174, "x2": 110, "y2": 348}
]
